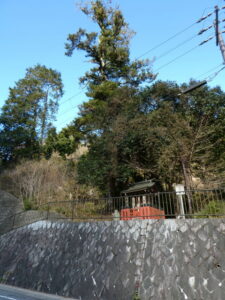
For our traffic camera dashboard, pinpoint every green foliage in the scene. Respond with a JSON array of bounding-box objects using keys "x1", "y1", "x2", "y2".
[
  {"x1": 0, "y1": 65, "x2": 63, "y2": 162},
  {"x1": 133, "y1": 291, "x2": 141, "y2": 300},
  {"x1": 43, "y1": 125, "x2": 81, "y2": 159},
  {"x1": 49, "y1": 201, "x2": 107, "y2": 219},
  {"x1": 23, "y1": 198, "x2": 33, "y2": 211},
  {"x1": 76, "y1": 79, "x2": 225, "y2": 194},
  {"x1": 2, "y1": 0, "x2": 225, "y2": 200},
  {"x1": 64, "y1": 1, "x2": 155, "y2": 195},
  {"x1": 194, "y1": 200, "x2": 225, "y2": 218},
  {"x1": 75, "y1": 201, "x2": 107, "y2": 218},
  {"x1": 65, "y1": 0, "x2": 153, "y2": 86}
]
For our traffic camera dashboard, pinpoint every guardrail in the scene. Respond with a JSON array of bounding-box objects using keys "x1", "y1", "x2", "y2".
[{"x1": 1, "y1": 189, "x2": 225, "y2": 235}]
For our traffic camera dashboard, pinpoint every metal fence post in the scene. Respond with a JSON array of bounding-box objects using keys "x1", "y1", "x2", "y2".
[
  {"x1": 46, "y1": 203, "x2": 50, "y2": 220},
  {"x1": 71, "y1": 200, "x2": 75, "y2": 221},
  {"x1": 178, "y1": 193, "x2": 185, "y2": 219}
]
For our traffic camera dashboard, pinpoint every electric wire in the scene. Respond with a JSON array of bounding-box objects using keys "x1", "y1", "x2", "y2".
[
  {"x1": 57, "y1": 114, "x2": 78, "y2": 128},
  {"x1": 57, "y1": 10, "x2": 215, "y2": 122},
  {"x1": 57, "y1": 36, "x2": 202, "y2": 125},
  {"x1": 55, "y1": 84, "x2": 88, "y2": 122},
  {"x1": 42, "y1": 9, "x2": 221, "y2": 129},
  {"x1": 154, "y1": 34, "x2": 199, "y2": 63},
  {"x1": 56, "y1": 65, "x2": 225, "y2": 129},
  {"x1": 136, "y1": 7, "x2": 212, "y2": 60},
  {"x1": 58, "y1": 103, "x2": 80, "y2": 119},
  {"x1": 57, "y1": 27, "x2": 214, "y2": 123},
  {"x1": 3, "y1": 6, "x2": 223, "y2": 160},
  {"x1": 58, "y1": 83, "x2": 88, "y2": 106},
  {"x1": 59, "y1": 91, "x2": 82, "y2": 106},
  {"x1": 205, "y1": 65, "x2": 225, "y2": 82},
  {"x1": 136, "y1": 22, "x2": 198, "y2": 60},
  {"x1": 154, "y1": 45, "x2": 200, "y2": 72},
  {"x1": 58, "y1": 90, "x2": 85, "y2": 117},
  {"x1": 196, "y1": 63, "x2": 224, "y2": 79},
  {"x1": 57, "y1": 45, "x2": 202, "y2": 127},
  {"x1": 56, "y1": 39, "x2": 215, "y2": 127}
]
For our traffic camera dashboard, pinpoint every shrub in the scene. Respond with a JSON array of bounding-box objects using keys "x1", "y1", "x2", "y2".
[
  {"x1": 0, "y1": 156, "x2": 99, "y2": 210},
  {"x1": 23, "y1": 198, "x2": 33, "y2": 211},
  {"x1": 194, "y1": 200, "x2": 225, "y2": 218}
]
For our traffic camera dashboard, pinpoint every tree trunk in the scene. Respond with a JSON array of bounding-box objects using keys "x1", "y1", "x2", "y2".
[{"x1": 40, "y1": 90, "x2": 49, "y2": 145}]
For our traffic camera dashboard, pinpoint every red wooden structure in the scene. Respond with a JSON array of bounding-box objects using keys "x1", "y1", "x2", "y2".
[
  {"x1": 120, "y1": 206, "x2": 165, "y2": 220},
  {"x1": 120, "y1": 180, "x2": 165, "y2": 220}
]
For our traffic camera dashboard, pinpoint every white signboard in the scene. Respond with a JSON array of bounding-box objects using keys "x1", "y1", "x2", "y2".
[{"x1": 174, "y1": 184, "x2": 185, "y2": 195}]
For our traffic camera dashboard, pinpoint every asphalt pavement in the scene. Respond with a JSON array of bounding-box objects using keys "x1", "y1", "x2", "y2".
[{"x1": 0, "y1": 284, "x2": 78, "y2": 300}]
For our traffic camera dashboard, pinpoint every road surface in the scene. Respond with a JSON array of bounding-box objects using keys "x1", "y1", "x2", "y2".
[{"x1": 0, "y1": 284, "x2": 77, "y2": 300}]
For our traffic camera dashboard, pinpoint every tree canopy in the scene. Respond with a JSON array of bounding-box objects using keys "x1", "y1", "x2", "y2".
[
  {"x1": 74, "y1": 80, "x2": 225, "y2": 195},
  {"x1": 1, "y1": 0, "x2": 225, "y2": 198},
  {"x1": 65, "y1": 0, "x2": 154, "y2": 86},
  {"x1": 0, "y1": 65, "x2": 63, "y2": 162},
  {"x1": 64, "y1": 0, "x2": 156, "y2": 195}
]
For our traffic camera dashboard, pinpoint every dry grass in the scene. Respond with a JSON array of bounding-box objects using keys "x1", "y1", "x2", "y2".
[{"x1": 0, "y1": 156, "x2": 99, "y2": 210}]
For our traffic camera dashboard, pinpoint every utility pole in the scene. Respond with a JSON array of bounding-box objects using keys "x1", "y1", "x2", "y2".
[{"x1": 214, "y1": 5, "x2": 225, "y2": 63}]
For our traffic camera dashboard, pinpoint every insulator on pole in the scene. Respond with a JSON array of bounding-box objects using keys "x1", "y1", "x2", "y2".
[
  {"x1": 198, "y1": 29, "x2": 207, "y2": 35},
  {"x1": 196, "y1": 12, "x2": 213, "y2": 23},
  {"x1": 198, "y1": 25, "x2": 213, "y2": 35},
  {"x1": 199, "y1": 36, "x2": 214, "y2": 46}
]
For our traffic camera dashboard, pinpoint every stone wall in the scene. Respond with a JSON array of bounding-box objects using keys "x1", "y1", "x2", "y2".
[
  {"x1": 0, "y1": 189, "x2": 65, "y2": 235},
  {"x1": 0, "y1": 190, "x2": 23, "y2": 234},
  {"x1": 0, "y1": 190, "x2": 23, "y2": 218},
  {"x1": 0, "y1": 219, "x2": 225, "y2": 299}
]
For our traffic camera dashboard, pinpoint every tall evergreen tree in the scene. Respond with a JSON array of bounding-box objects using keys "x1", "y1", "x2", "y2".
[
  {"x1": 65, "y1": 0, "x2": 153, "y2": 86},
  {"x1": 0, "y1": 65, "x2": 63, "y2": 161},
  {"x1": 65, "y1": 0, "x2": 155, "y2": 195}
]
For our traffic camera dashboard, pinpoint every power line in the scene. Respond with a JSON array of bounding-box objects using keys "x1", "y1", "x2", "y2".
[
  {"x1": 3, "y1": 6, "x2": 223, "y2": 161},
  {"x1": 57, "y1": 10, "x2": 215, "y2": 124},
  {"x1": 155, "y1": 45, "x2": 200, "y2": 72},
  {"x1": 57, "y1": 66, "x2": 225, "y2": 130},
  {"x1": 59, "y1": 83, "x2": 87, "y2": 106},
  {"x1": 136, "y1": 22, "x2": 197, "y2": 60},
  {"x1": 57, "y1": 103, "x2": 80, "y2": 119},
  {"x1": 57, "y1": 39, "x2": 202, "y2": 126},
  {"x1": 55, "y1": 84, "x2": 88, "y2": 123},
  {"x1": 57, "y1": 45, "x2": 200, "y2": 127},
  {"x1": 196, "y1": 63, "x2": 223, "y2": 78},
  {"x1": 59, "y1": 92, "x2": 82, "y2": 106},
  {"x1": 57, "y1": 40, "x2": 214, "y2": 127},
  {"x1": 205, "y1": 65, "x2": 225, "y2": 82},
  {"x1": 57, "y1": 114, "x2": 77, "y2": 128},
  {"x1": 135, "y1": 8, "x2": 216, "y2": 61},
  {"x1": 58, "y1": 91, "x2": 85, "y2": 117},
  {"x1": 154, "y1": 34, "x2": 199, "y2": 62},
  {"x1": 50, "y1": 8, "x2": 222, "y2": 128}
]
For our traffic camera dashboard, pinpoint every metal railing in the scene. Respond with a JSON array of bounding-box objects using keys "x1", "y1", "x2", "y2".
[
  {"x1": 38, "y1": 188, "x2": 225, "y2": 220},
  {"x1": 1, "y1": 189, "x2": 225, "y2": 235}
]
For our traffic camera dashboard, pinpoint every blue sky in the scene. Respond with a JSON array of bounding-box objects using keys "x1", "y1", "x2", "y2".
[{"x1": 1, "y1": 0, "x2": 225, "y2": 131}]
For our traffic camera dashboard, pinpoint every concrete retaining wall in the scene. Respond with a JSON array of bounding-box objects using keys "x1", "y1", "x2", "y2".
[
  {"x1": 0, "y1": 190, "x2": 65, "y2": 234},
  {"x1": 0, "y1": 219, "x2": 225, "y2": 299}
]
